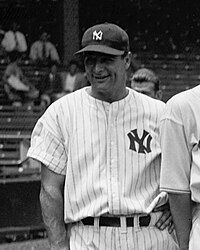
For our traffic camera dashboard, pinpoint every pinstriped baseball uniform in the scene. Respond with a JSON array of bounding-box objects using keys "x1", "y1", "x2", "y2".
[
  {"x1": 28, "y1": 87, "x2": 178, "y2": 249},
  {"x1": 160, "y1": 85, "x2": 200, "y2": 250}
]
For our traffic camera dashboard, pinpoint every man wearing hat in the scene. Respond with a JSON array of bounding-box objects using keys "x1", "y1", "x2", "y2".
[{"x1": 27, "y1": 23, "x2": 178, "y2": 249}]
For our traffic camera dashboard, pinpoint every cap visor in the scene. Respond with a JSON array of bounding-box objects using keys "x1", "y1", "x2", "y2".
[{"x1": 75, "y1": 45, "x2": 124, "y2": 55}]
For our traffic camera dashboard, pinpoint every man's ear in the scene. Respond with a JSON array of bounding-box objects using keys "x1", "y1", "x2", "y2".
[{"x1": 124, "y1": 51, "x2": 132, "y2": 70}]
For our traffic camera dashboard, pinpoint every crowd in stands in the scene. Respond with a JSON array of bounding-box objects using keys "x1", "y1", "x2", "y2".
[
  {"x1": 0, "y1": 17, "x2": 190, "y2": 109},
  {"x1": 0, "y1": 21, "x2": 89, "y2": 108}
]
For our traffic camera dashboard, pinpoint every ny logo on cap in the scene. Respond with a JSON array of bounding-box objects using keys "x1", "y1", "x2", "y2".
[{"x1": 93, "y1": 30, "x2": 103, "y2": 40}]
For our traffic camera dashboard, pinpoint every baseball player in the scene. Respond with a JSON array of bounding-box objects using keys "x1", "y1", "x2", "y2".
[
  {"x1": 27, "y1": 23, "x2": 178, "y2": 249},
  {"x1": 160, "y1": 85, "x2": 200, "y2": 249},
  {"x1": 131, "y1": 68, "x2": 162, "y2": 100}
]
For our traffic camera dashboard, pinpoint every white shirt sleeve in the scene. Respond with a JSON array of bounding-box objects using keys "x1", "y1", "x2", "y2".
[
  {"x1": 17, "y1": 32, "x2": 27, "y2": 52},
  {"x1": 29, "y1": 42, "x2": 38, "y2": 60},
  {"x1": 160, "y1": 117, "x2": 191, "y2": 194},
  {"x1": 48, "y1": 42, "x2": 60, "y2": 62},
  {"x1": 27, "y1": 102, "x2": 68, "y2": 175}
]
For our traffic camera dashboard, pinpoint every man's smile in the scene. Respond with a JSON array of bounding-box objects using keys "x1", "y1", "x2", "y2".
[{"x1": 93, "y1": 75, "x2": 110, "y2": 82}]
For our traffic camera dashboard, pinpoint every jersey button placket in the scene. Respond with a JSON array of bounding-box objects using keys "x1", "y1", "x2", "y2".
[{"x1": 110, "y1": 106, "x2": 119, "y2": 212}]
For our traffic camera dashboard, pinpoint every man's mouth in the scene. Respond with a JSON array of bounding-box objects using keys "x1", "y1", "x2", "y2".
[{"x1": 94, "y1": 75, "x2": 109, "y2": 82}]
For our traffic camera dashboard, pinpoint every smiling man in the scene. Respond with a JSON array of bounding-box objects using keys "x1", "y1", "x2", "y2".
[{"x1": 27, "y1": 23, "x2": 178, "y2": 249}]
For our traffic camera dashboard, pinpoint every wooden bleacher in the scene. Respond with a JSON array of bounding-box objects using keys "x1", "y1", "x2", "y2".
[
  {"x1": 133, "y1": 52, "x2": 200, "y2": 102},
  {"x1": 0, "y1": 105, "x2": 45, "y2": 175},
  {"x1": 0, "y1": 105, "x2": 44, "y2": 138},
  {"x1": 0, "y1": 104, "x2": 46, "y2": 244}
]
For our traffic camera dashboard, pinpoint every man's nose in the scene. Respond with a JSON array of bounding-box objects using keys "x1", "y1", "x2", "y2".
[{"x1": 94, "y1": 60, "x2": 104, "y2": 72}]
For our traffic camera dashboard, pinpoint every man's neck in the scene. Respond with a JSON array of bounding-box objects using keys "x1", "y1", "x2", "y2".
[{"x1": 87, "y1": 87, "x2": 129, "y2": 103}]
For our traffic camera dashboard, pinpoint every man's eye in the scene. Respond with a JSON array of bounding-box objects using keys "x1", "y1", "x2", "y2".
[
  {"x1": 101, "y1": 57, "x2": 114, "y2": 63},
  {"x1": 85, "y1": 56, "x2": 114, "y2": 65},
  {"x1": 85, "y1": 57, "x2": 95, "y2": 65}
]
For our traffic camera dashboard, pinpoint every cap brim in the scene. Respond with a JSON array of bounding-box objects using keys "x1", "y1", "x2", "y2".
[{"x1": 75, "y1": 45, "x2": 124, "y2": 55}]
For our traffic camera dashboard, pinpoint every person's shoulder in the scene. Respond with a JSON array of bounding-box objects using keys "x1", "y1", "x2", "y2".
[
  {"x1": 5, "y1": 30, "x2": 12, "y2": 34},
  {"x1": 4, "y1": 30, "x2": 12, "y2": 37},
  {"x1": 17, "y1": 31, "x2": 25, "y2": 36},
  {"x1": 43, "y1": 89, "x2": 84, "y2": 117},
  {"x1": 52, "y1": 88, "x2": 84, "y2": 105},
  {"x1": 129, "y1": 88, "x2": 165, "y2": 108},
  {"x1": 162, "y1": 87, "x2": 199, "y2": 123},
  {"x1": 31, "y1": 40, "x2": 40, "y2": 46},
  {"x1": 166, "y1": 87, "x2": 195, "y2": 110},
  {"x1": 47, "y1": 41, "x2": 56, "y2": 48}
]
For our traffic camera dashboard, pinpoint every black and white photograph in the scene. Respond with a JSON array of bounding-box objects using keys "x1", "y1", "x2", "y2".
[{"x1": 0, "y1": 0, "x2": 199, "y2": 249}]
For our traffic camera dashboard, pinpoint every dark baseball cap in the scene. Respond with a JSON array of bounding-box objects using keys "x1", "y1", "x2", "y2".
[{"x1": 75, "y1": 23, "x2": 130, "y2": 56}]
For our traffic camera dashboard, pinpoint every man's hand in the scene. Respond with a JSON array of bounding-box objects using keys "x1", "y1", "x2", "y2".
[
  {"x1": 49, "y1": 229, "x2": 70, "y2": 250},
  {"x1": 154, "y1": 203, "x2": 174, "y2": 233}
]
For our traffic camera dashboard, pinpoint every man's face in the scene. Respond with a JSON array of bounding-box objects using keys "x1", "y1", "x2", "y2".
[
  {"x1": 84, "y1": 52, "x2": 130, "y2": 99},
  {"x1": 131, "y1": 81, "x2": 160, "y2": 99}
]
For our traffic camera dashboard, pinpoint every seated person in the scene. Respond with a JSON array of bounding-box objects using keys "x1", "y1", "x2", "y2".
[
  {"x1": 37, "y1": 63, "x2": 65, "y2": 106},
  {"x1": 130, "y1": 68, "x2": 162, "y2": 100},
  {"x1": 1, "y1": 22, "x2": 27, "y2": 60},
  {"x1": 61, "y1": 59, "x2": 89, "y2": 93},
  {"x1": 29, "y1": 32, "x2": 60, "y2": 66},
  {"x1": 3, "y1": 52, "x2": 39, "y2": 106}
]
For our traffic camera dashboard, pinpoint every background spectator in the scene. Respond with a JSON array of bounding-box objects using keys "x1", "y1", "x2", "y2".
[
  {"x1": 61, "y1": 59, "x2": 88, "y2": 93},
  {"x1": 1, "y1": 22, "x2": 27, "y2": 60},
  {"x1": 131, "y1": 68, "x2": 162, "y2": 100},
  {"x1": 2, "y1": 52, "x2": 39, "y2": 106},
  {"x1": 29, "y1": 31, "x2": 60, "y2": 66},
  {"x1": 37, "y1": 63, "x2": 65, "y2": 107}
]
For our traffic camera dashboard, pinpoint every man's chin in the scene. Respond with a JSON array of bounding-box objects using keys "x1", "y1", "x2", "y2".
[
  {"x1": 94, "y1": 78, "x2": 111, "y2": 86},
  {"x1": 94, "y1": 82, "x2": 111, "y2": 91}
]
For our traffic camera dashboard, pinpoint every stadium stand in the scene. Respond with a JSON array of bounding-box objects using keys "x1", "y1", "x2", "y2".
[
  {"x1": 0, "y1": 105, "x2": 45, "y2": 169},
  {"x1": 1, "y1": 0, "x2": 200, "y2": 247},
  {"x1": 132, "y1": 52, "x2": 200, "y2": 102},
  {"x1": 0, "y1": 104, "x2": 46, "y2": 245}
]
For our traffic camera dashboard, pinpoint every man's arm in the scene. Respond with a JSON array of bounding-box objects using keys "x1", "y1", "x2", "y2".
[
  {"x1": 40, "y1": 163, "x2": 69, "y2": 250},
  {"x1": 168, "y1": 193, "x2": 192, "y2": 250}
]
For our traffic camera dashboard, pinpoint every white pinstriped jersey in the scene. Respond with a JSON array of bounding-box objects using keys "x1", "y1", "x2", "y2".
[{"x1": 28, "y1": 87, "x2": 167, "y2": 224}]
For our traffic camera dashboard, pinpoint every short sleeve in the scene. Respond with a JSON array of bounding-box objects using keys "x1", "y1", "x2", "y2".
[
  {"x1": 160, "y1": 118, "x2": 191, "y2": 193},
  {"x1": 27, "y1": 103, "x2": 68, "y2": 175}
]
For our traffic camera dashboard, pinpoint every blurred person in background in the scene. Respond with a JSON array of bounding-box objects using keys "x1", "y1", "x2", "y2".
[
  {"x1": 2, "y1": 52, "x2": 39, "y2": 106},
  {"x1": 29, "y1": 31, "x2": 60, "y2": 66},
  {"x1": 131, "y1": 68, "x2": 162, "y2": 100},
  {"x1": 61, "y1": 59, "x2": 88, "y2": 93},
  {"x1": 37, "y1": 63, "x2": 65, "y2": 107},
  {"x1": 1, "y1": 22, "x2": 27, "y2": 60}
]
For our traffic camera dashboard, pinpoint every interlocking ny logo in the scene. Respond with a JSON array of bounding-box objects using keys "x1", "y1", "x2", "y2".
[
  {"x1": 93, "y1": 30, "x2": 103, "y2": 40},
  {"x1": 127, "y1": 129, "x2": 152, "y2": 154}
]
